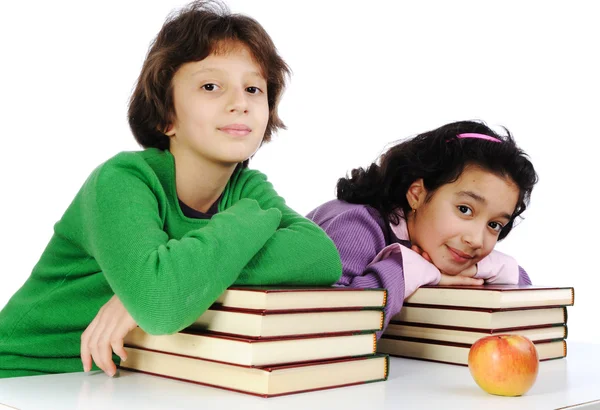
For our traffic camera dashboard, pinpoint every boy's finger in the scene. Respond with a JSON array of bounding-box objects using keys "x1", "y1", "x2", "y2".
[
  {"x1": 80, "y1": 324, "x2": 96, "y2": 373},
  {"x1": 80, "y1": 345, "x2": 92, "y2": 373},
  {"x1": 112, "y1": 339, "x2": 127, "y2": 363}
]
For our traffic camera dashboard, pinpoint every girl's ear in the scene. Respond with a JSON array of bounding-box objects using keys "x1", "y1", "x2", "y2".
[{"x1": 406, "y1": 179, "x2": 427, "y2": 211}]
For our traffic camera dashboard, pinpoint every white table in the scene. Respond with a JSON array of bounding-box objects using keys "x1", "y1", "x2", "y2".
[{"x1": 1, "y1": 342, "x2": 599, "y2": 410}]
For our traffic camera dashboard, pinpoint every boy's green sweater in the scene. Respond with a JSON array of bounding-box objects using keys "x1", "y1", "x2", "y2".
[{"x1": 0, "y1": 149, "x2": 342, "y2": 377}]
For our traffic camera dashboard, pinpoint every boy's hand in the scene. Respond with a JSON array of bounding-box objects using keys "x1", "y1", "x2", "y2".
[
  {"x1": 80, "y1": 295, "x2": 138, "y2": 377},
  {"x1": 411, "y1": 245, "x2": 483, "y2": 286}
]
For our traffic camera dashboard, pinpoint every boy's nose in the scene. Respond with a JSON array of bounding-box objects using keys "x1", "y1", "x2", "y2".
[{"x1": 227, "y1": 88, "x2": 249, "y2": 113}]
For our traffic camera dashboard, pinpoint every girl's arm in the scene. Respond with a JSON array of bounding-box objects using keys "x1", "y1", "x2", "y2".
[
  {"x1": 475, "y1": 250, "x2": 532, "y2": 285},
  {"x1": 81, "y1": 156, "x2": 282, "y2": 335},
  {"x1": 311, "y1": 206, "x2": 483, "y2": 335},
  {"x1": 224, "y1": 169, "x2": 342, "y2": 286},
  {"x1": 311, "y1": 207, "x2": 438, "y2": 335}
]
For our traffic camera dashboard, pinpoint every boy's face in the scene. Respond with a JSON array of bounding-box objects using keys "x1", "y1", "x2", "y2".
[
  {"x1": 166, "y1": 43, "x2": 269, "y2": 167},
  {"x1": 408, "y1": 166, "x2": 519, "y2": 276}
]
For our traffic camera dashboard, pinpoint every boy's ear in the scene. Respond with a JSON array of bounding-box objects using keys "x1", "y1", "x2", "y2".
[
  {"x1": 164, "y1": 124, "x2": 176, "y2": 137},
  {"x1": 406, "y1": 179, "x2": 427, "y2": 210}
]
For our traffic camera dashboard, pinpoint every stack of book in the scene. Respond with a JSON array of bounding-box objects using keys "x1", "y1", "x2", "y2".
[
  {"x1": 119, "y1": 287, "x2": 390, "y2": 397},
  {"x1": 377, "y1": 285, "x2": 575, "y2": 366}
]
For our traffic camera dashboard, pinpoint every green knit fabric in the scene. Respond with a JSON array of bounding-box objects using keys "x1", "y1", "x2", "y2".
[{"x1": 0, "y1": 148, "x2": 342, "y2": 377}]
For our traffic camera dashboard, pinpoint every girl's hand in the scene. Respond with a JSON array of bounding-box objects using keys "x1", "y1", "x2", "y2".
[
  {"x1": 411, "y1": 245, "x2": 483, "y2": 286},
  {"x1": 438, "y1": 272, "x2": 484, "y2": 286},
  {"x1": 80, "y1": 295, "x2": 138, "y2": 377}
]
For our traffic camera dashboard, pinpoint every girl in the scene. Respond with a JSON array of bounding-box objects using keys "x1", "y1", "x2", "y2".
[
  {"x1": 307, "y1": 121, "x2": 538, "y2": 335},
  {"x1": 0, "y1": 1, "x2": 341, "y2": 378}
]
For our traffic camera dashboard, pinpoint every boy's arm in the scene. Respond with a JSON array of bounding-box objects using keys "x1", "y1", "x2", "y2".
[
  {"x1": 227, "y1": 169, "x2": 342, "y2": 286},
  {"x1": 81, "y1": 158, "x2": 281, "y2": 335}
]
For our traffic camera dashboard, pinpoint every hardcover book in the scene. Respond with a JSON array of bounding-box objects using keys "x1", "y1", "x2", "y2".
[
  {"x1": 124, "y1": 327, "x2": 377, "y2": 367},
  {"x1": 384, "y1": 322, "x2": 567, "y2": 345},
  {"x1": 215, "y1": 286, "x2": 387, "y2": 310},
  {"x1": 377, "y1": 336, "x2": 566, "y2": 366},
  {"x1": 391, "y1": 305, "x2": 567, "y2": 329},
  {"x1": 191, "y1": 305, "x2": 384, "y2": 337},
  {"x1": 120, "y1": 347, "x2": 389, "y2": 397},
  {"x1": 404, "y1": 284, "x2": 574, "y2": 309}
]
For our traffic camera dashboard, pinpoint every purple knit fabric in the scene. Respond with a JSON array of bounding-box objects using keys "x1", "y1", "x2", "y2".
[{"x1": 307, "y1": 199, "x2": 532, "y2": 337}]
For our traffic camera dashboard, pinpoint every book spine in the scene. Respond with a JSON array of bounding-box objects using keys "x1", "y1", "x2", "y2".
[
  {"x1": 383, "y1": 355, "x2": 389, "y2": 380},
  {"x1": 570, "y1": 288, "x2": 575, "y2": 305}
]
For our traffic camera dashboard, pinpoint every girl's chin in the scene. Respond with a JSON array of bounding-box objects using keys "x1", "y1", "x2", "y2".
[{"x1": 433, "y1": 262, "x2": 468, "y2": 277}]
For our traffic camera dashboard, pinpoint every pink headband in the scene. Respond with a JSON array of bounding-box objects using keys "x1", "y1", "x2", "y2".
[{"x1": 457, "y1": 133, "x2": 501, "y2": 143}]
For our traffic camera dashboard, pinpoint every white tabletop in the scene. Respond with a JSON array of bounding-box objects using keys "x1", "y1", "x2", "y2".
[{"x1": 1, "y1": 342, "x2": 599, "y2": 410}]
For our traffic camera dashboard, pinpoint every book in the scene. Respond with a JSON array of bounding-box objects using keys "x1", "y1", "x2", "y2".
[
  {"x1": 120, "y1": 347, "x2": 389, "y2": 397},
  {"x1": 391, "y1": 306, "x2": 567, "y2": 329},
  {"x1": 377, "y1": 336, "x2": 566, "y2": 366},
  {"x1": 404, "y1": 284, "x2": 574, "y2": 309},
  {"x1": 190, "y1": 305, "x2": 384, "y2": 338},
  {"x1": 215, "y1": 286, "x2": 387, "y2": 310},
  {"x1": 124, "y1": 327, "x2": 377, "y2": 367},
  {"x1": 384, "y1": 323, "x2": 567, "y2": 345}
]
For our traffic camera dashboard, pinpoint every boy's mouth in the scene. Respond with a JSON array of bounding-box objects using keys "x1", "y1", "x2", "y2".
[{"x1": 218, "y1": 124, "x2": 252, "y2": 136}]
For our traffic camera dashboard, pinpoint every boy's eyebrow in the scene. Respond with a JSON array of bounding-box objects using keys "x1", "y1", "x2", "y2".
[
  {"x1": 455, "y1": 190, "x2": 512, "y2": 220},
  {"x1": 192, "y1": 68, "x2": 222, "y2": 76},
  {"x1": 191, "y1": 68, "x2": 264, "y2": 78}
]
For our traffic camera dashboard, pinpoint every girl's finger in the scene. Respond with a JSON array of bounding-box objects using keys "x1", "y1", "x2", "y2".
[
  {"x1": 422, "y1": 251, "x2": 432, "y2": 263},
  {"x1": 464, "y1": 278, "x2": 484, "y2": 285}
]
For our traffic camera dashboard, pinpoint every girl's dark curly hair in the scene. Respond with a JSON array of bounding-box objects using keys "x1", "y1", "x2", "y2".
[{"x1": 336, "y1": 120, "x2": 538, "y2": 240}]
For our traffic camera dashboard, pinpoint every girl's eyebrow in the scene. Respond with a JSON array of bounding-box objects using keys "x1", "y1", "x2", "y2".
[
  {"x1": 456, "y1": 190, "x2": 486, "y2": 203},
  {"x1": 455, "y1": 191, "x2": 512, "y2": 221}
]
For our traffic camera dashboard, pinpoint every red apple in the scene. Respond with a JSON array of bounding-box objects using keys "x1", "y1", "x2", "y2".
[{"x1": 468, "y1": 334, "x2": 539, "y2": 396}]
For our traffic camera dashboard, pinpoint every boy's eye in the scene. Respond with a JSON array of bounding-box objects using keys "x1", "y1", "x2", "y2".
[
  {"x1": 457, "y1": 205, "x2": 472, "y2": 216},
  {"x1": 201, "y1": 83, "x2": 219, "y2": 91},
  {"x1": 488, "y1": 221, "x2": 504, "y2": 233},
  {"x1": 246, "y1": 86, "x2": 262, "y2": 94}
]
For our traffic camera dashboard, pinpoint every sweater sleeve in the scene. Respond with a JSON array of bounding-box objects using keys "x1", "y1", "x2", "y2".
[
  {"x1": 227, "y1": 170, "x2": 342, "y2": 286},
  {"x1": 80, "y1": 157, "x2": 282, "y2": 335},
  {"x1": 475, "y1": 250, "x2": 529, "y2": 285},
  {"x1": 314, "y1": 207, "x2": 431, "y2": 336},
  {"x1": 518, "y1": 266, "x2": 532, "y2": 285}
]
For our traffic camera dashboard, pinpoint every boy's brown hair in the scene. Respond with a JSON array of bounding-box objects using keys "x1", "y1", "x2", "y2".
[{"x1": 128, "y1": 0, "x2": 290, "y2": 150}]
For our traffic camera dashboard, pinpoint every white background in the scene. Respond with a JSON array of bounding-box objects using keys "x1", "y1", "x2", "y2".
[{"x1": 0, "y1": 1, "x2": 597, "y2": 342}]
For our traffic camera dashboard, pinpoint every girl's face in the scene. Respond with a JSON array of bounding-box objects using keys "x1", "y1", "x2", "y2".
[
  {"x1": 407, "y1": 165, "x2": 519, "y2": 276},
  {"x1": 166, "y1": 43, "x2": 269, "y2": 167}
]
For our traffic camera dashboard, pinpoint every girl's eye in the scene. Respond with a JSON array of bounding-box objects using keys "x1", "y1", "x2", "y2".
[
  {"x1": 246, "y1": 86, "x2": 262, "y2": 94},
  {"x1": 489, "y1": 221, "x2": 504, "y2": 233},
  {"x1": 457, "y1": 205, "x2": 472, "y2": 216},
  {"x1": 201, "y1": 83, "x2": 219, "y2": 91}
]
